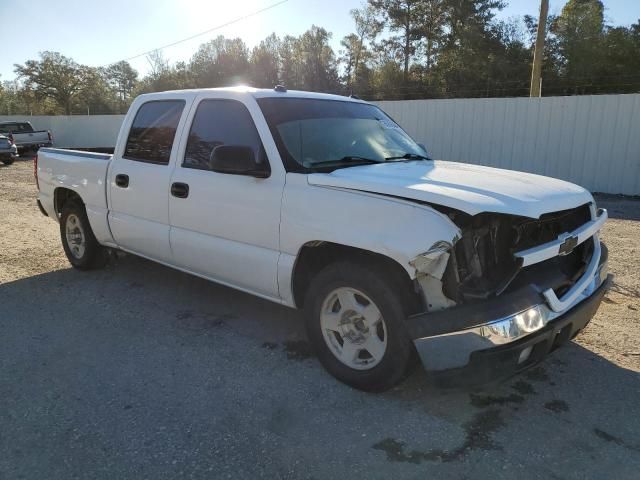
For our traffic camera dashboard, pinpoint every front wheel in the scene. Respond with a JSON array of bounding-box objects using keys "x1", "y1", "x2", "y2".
[
  {"x1": 60, "y1": 201, "x2": 107, "y2": 269},
  {"x1": 304, "y1": 262, "x2": 415, "y2": 392},
  {"x1": 1, "y1": 157, "x2": 14, "y2": 165}
]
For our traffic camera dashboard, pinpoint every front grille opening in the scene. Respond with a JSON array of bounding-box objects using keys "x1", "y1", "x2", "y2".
[
  {"x1": 444, "y1": 203, "x2": 594, "y2": 304},
  {"x1": 513, "y1": 204, "x2": 591, "y2": 251}
]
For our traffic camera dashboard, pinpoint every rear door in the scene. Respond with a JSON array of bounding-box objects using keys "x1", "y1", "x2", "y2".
[
  {"x1": 168, "y1": 93, "x2": 285, "y2": 299},
  {"x1": 107, "y1": 98, "x2": 188, "y2": 262}
]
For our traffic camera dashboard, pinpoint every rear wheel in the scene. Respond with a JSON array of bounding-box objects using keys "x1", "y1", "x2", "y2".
[
  {"x1": 304, "y1": 262, "x2": 415, "y2": 392},
  {"x1": 60, "y1": 201, "x2": 107, "y2": 269}
]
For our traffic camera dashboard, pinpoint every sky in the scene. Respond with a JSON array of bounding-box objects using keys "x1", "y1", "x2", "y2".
[{"x1": 2, "y1": 0, "x2": 639, "y2": 82}]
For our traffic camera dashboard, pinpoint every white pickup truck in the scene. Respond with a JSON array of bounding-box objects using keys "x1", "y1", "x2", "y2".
[{"x1": 36, "y1": 86, "x2": 610, "y2": 391}]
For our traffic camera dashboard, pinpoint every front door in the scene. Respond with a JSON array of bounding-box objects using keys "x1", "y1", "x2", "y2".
[{"x1": 168, "y1": 95, "x2": 285, "y2": 299}]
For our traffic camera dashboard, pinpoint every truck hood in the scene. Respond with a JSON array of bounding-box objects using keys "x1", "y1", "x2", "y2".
[{"x1": 307, "y1": 160, "x2": 593, "y2": 218}]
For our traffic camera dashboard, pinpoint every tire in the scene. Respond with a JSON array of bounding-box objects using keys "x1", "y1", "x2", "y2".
[
  {"x1": 60, "y1": 201, "x2": 107, "y2": 270},
  {"x1": 304, "y1": 261, "x2": 415, "y2": 392},
  {"x1": 1, "y1": 157, "x2": 14, "y2": 165}
]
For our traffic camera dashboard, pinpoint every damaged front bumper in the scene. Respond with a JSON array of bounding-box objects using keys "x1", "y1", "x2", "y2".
[{"x1": 408, "y1": 239, "x2": 611, "y2": 388}]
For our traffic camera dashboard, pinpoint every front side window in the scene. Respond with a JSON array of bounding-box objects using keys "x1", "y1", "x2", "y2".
[
  {"x1": 124, "y1": 100, "x2": 185, "y2": 164},
  {"x1": 183, "y1": 99, "x2": 266, "y2": 170},
  {"x1": 257, "y1": 98, "x2": 428, "y2": 172}
]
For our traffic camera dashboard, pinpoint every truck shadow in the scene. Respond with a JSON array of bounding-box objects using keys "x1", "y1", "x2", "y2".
[{"x1": 1, "y1": 254, "x2": 639, "y2": 476}]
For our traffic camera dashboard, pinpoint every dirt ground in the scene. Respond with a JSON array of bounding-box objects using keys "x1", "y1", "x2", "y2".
[
  {"x1": 575, "y1": 194, "x2": 640, "y2": 370},
  {"x1": 1, "y1": 158, "x2": 639, "y2": 479}
]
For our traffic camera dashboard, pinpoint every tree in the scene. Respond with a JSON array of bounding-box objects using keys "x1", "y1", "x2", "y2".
[
  {"x1": 433, "y1": 0, "x2": 506, "y2": 97},
  {"x1": 277, "y1": 27, "x2": 340, "y2": 92},
  {"x1": 146, "y1": 49, "x2": 170, "y2": 79},
  {"x1": 417, "y1": 0, "x2": 446, "y2": 71},
  {"x1": 190, "y1": 36, "x2": 250, "y2": 87},
  {"x1": 279, "y1": 35, "x2": 303, "y2": 89},
  {"x1": 369, "y1": 0, "x2": 424, "y2": 87},
  {"x1": 14, "y1": 51, "x2": 90, "y2": 114},
  {"x1": 339, "y1": 34, "x2": 359, "y2": 87},
  {"x1": 598, "y1": 21, "x2": 640, "y2": 93},
  {"x1": 297, "y1": 26, "x2": 341, "y2": 92},
  {"x1": 74, "y1": 67, "x2": 122, "y2": 114},
  {"x1": 135, "y1": 59, "x2": 194, "y2": 95},
  {"x1": 348, "y1": 5, "x2": 383, "y2": 88},
  {"x1": 105, "y1": 61, "x2": 138, "y2": 102},
  {"x1": 250, "y1": 33, "x2": 280, "y2": 88},
  {"x1": 551, "y1": 0, "x2": 605, "y2": 83}
]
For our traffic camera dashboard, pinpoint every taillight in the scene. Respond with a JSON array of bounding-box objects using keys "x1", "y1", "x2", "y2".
[{"x1": 34, "y1": 154, "x2": 39, "y2": 190}]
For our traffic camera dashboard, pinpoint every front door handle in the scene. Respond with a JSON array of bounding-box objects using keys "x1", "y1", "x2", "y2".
[
  {"x1": 171, "y1": 182, "x2": 189, "y2": 199},
  {"x1": 115, "y1": 174, "x2": 129, "y2": 188}
]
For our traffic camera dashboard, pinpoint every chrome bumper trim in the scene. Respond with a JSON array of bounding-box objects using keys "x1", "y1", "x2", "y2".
[
  {"x1": 413, "y1": 248, "x2": 609, "y2": 371},
  {"x1": 543, "y1": 236, "x2": 602, "y2": 312}
]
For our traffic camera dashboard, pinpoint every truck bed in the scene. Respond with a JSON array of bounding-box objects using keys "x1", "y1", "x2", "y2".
[{"x1": 37, "y1": 148, "x2": 114, "y2": 244}]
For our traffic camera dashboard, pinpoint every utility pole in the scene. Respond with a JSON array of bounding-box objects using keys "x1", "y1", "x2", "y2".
[{"x1": 530, "y1": 0, "x2": 549, "y2": 97}]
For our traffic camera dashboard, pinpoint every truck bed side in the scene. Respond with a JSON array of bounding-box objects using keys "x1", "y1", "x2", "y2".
[
  {"x1": 37, "y1": 148, "x2": 115, "y2": 246},
  {"x1": 12, "y1": 130, "x2": 50, "y2": 146}
]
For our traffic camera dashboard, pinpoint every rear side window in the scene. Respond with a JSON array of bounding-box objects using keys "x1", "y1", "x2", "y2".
[
  {"x1": 124, "y1": 100, "x2": 185, "y2": 164},
  {"x1": 0, "y1": 122, "x2": 33, "y2": 134},
  {"x1": 183, "y1": 99, "x2": 266, "y2": 170}
]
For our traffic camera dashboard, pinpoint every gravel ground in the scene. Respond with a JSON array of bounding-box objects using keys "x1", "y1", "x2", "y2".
[{"x1": 1, "y1": 159, "x2": 639, "y2": 479}]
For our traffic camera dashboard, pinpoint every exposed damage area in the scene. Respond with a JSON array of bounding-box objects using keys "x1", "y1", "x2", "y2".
[
  {"x1": 408, "y1": 201, "x2": 609, "y2": 384},
  {"x1": 413, "y1": 203, "x2": 595, "y2": 313}
]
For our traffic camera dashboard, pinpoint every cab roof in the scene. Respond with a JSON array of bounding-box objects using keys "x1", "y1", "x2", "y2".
[{"x1": 139, "y1": 86, "x2": 367, "y2": 103}]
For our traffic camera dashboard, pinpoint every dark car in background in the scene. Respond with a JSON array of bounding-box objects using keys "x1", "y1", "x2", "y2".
[{"x1": 0, "y1": 135, "x2": 17, "y2": 165}]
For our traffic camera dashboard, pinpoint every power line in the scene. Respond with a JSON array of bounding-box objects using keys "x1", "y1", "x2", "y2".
[{"x1": 105, "y1": 0, "x2": 289, "y2": 66}]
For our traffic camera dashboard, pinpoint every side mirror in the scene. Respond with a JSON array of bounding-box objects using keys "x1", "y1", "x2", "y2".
[{"x1": 208, "y1": 145, "x2": 270, "y2": 178}]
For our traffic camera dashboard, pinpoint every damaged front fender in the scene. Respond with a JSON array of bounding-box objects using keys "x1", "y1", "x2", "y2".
[{"x1": 410, "y1": 239, "x2": 459, "y2": 312}]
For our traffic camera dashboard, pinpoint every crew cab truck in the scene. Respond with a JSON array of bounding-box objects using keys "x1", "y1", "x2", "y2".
[
  {"x1": 0, "y1": 121, "x2": 53, "y2": 153},
  {"x1": 35, "y1": 86, "x2": 610, "y2": 392}
]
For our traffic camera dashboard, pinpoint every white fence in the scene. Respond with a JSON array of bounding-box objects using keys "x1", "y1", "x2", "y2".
[
  {"x1": 2, "y1": 93, "x2": 639, "y2": 194},
  {"x1": 377, "y1": 94, "x2": 640, "y2": 196}
]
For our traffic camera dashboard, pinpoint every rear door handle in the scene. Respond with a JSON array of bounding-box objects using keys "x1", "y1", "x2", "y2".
[
  {"x1": 115, "y1": 174, "x2": 129, "y2": 188},
  {"x1": 171, "y1": 182, "x2": 189, "y2": 199}
]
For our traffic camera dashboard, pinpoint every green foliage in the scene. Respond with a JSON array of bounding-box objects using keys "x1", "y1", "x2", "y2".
[
  {"x1": 369, "y1": 0, "x2": 425, "y2": 83},
  {"x1": 250, "y1": 34, "x2": 280, "y2": 88},
  {"x1": 552, "y1": 0, "x2": 605, "y2": 80},
  {"x1": 3, "y1": 1, "x2": 640, "y2": 115},
  {"x1": 14, "y1": 52, "x2": 91, "y2": 114},
  {"x1": 190, "y1": 36, "x2": 250, "y2": 87},
  {"x1": 106, "y1": 61, "x2": 138, "y2": 102}
]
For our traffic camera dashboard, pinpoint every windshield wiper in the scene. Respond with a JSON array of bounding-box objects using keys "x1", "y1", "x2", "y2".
[
  {"x1": 385, "y1": 153, "x2": 431, "y2": 161},
  {"x1": 312, "y1": 156, "x2": 384, "y2": 167}
]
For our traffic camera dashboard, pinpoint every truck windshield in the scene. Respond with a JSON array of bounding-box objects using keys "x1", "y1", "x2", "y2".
[
  {"x1": 0, "y1": 122, "x2": 33, "y2": 134},
  {"x1": 257, "y1": 98, "x2": 428, "y2": 172}
]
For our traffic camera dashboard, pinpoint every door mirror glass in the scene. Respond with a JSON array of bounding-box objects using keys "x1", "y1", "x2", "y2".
[{"x1": 209, "y1": 145, "x2": 270, "y2": 178}]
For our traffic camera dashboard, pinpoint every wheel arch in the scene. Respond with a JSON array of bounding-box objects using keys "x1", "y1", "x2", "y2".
[
  {"x1": 291, "y1": 241, "x2": 423, "y2": 313},
  {"x1": 53, "y1": 187, "x2": 84, "y2": 217}
]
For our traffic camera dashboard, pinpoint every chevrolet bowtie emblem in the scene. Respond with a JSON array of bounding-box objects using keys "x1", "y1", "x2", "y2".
[{"x1": 558, "y1": 235, "x2": 579, "y2": 256}]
